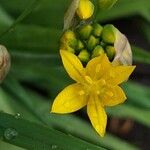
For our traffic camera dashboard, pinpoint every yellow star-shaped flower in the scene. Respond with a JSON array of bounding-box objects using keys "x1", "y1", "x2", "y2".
[{"x1": 51, "y1": 50, "x2": 135, "y2": 137}]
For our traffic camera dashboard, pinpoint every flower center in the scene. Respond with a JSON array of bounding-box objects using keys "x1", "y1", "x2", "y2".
[{"x1": 84, "y1": 75, "x2": 106, "y2": 96}]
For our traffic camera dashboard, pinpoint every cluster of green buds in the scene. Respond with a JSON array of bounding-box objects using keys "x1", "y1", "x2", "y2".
[
  {"x1": 63, "y1": 0, "x2": 132, "y2": 66},
  {"x1": 60, "y1": 23, "x2": 127, "y2": 65},
  {"x1": 0, "y1": 45, "x2": 10, "y2": 83}
]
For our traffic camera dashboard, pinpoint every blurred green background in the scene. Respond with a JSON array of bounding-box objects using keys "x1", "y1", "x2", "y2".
[{"x1": 0, "y1": 0, "x2": 149, "y2": 150}]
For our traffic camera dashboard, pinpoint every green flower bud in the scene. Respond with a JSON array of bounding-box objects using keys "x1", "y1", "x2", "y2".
[
  {"x1": 78, "y1": 24, "x2": 93, "y2": 40},
  {"x1": 78, "y1": 49, "x2": 90, "y2": 63},
  {"x1": 60, "y1": 30, "x2": 77, "y2": 48},
  {"x1": 106, "y1": 45, "x2": 116, "y2": 61},
  {"x1": 92, "y1": 45, "x2": 104, "y2": 58},
  {"x1": 87, "y1": 35, "x2": 99, "y2": 51},
  {"x1": 92, "y1": 23, "x2": 103, "y2": 37},
  {"x1": 98, "y1": 0, "x2": 118, "y2": 10},
  {"x1": 76, "y1": 40, "x2": 84, "y2": 51},
  {"x1": 76, "y1": 0, "x2": 94, "y2": 20},
  {"x1": 0, "y1": 45, "x2": 10, "y2": 83},
  {"x1": 101, "y1": 24, "x2": 116, "y2": 44}
]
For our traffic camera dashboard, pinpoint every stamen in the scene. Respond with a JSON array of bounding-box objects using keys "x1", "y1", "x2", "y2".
[
  {"x1": 79, "y1": 90, "x2": 85, "y2": 96},
  {"x1": 85, "y1": 76, "x2": 93, "y2": 84},
  {"x1": 96, "y1": 64, "x2": 101, "y2": 73},
  {"x1": 98, "y1": 79, "x2": 106, "y2": 86}
]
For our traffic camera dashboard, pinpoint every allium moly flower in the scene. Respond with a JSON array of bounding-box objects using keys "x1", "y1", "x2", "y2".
[{"x1": 51, "y1": 50, "x2": 135, "y2": 137}]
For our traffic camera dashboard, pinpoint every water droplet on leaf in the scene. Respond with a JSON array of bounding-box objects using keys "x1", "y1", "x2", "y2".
[
  {"x1": 4, "y1": 128, "x2": 18, "y2": 140},
  {"x1": 14, "y1": 113, "x2": 21, "y2": 119}
]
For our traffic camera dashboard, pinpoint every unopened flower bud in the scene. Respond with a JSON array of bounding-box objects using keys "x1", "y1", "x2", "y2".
[
  {"x1": 98, "y1": 0, "x2": 118, "y2": 10},
  {"x1": 92, "y1": 45, "x2": 104, "y2": 58},
  {"x1": 105, "y1": 46, "x2": 115, "y2": 61},
  {"x1": 0, "y1": 45, "x2": 10, "y2": 83},
  {"x1": 92, "y1": 23, "x2": 103, "y2": 37},
  {"x1": 60, "y1": 30, "x2": 77, "y2": 48},
  {"x1": 78, "y1": 49, "x2": 90, "y2": 63},
  {"x1": 76, "y1": 40, "x2": 84, "y2": 51},
  {"x1": 87, "y1": 35, "x2": 99, "y2": 51},
  {"x1": 78, "y1": 24, "x2": 93, "y2": 40},
  {"x1": 76, "y1": 0, "x2": 94, "y2": 20},
  {"x1": 101, "y1": 24, "x2": 116, "y2": 44}
]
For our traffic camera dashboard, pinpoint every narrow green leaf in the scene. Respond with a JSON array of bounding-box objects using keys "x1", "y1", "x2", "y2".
[
  {"x1": 132, "y1": 46, "x2": 150, "y2": 64},
  {"x1": 0, "y1": 140, "x2": 24, "y2": 150},
  {"x1": 0, "y1": 112, "x2": 105, "y2": 150},
  {"x1": 0, "y1": 24, "x2": 61, "y2": 53},
  {"x1": 96, "y1": 0, "x2": 150, "y2": 22},
  {"x1": 123, "y1": 82, "x2": 150, "y2": 109},
  {"x1": 0, "y1": 0, "x2": 41, "y2": 38}
]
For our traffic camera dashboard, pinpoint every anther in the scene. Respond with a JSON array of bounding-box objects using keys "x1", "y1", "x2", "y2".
[
  {"x1": 79, "y1": 90, "x2": 85, "y2": 96},
  {"x1": 96, "y1": 90, "x2": 100, "y2": 95}
]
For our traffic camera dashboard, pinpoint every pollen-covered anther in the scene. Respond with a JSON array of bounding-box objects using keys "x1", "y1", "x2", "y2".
[
  {"x1": 79, "y1": 90, "x2": 85, "y2": 96},
  {"x1": 98, "y1": 79, "x2": 106, "y2": 86},
  {"x1": 96, "y1": 90, "x2": 100, "y2": 95},
  {"x1": 85, "y1": 75, "x2": 93, "y2": 84}
]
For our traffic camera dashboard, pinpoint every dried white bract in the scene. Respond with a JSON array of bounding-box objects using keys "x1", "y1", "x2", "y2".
[
  {"x1": 0, "y1": 45, "x2": 11, "y2": 83},
  {"x1": 113, "y1": 30, "x2": 132, "y2": 66}
]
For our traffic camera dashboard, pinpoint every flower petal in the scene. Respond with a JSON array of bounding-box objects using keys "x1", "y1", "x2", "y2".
[
  {"x1": 87, "y1": 95, "x2": 107, "y2": 137},
  {"x1": 101, "y1": 86, "x2": 126, "y2": 107},
  {"x1": 86, "y1": 54, "x2": 111, "y2": 80},
  {"x1": 60, "y1": 50, "x2": 84, "y2": 83},
  {"x1": 51, "y1": 83, "x2": 87, "y2": 113},
  {"x1": 107, "y1": 65, "x2": 136, "y2": 85}
]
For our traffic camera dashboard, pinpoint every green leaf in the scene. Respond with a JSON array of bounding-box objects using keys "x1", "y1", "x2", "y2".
[
  {"x1": 96, "y1": 0, "x2": 150, "y2": 22},
  {"x1": 0, "y1": 112, "x2": 105, "y2": 150},
  {"x1": 123, "y1": 82, "x2": 150, "y2": 109},
  {"x1": 0, "y1": 24, "x2": 61, "y2": 53},
  {"x1": 132, "y1": 46, "x2": 150, "y2": 64},
  {"x1": 0, "y1": 141, "x2": 24, "y2": 150},
  {"x1": 0, "y1": 5, "x2": 13, "y2": 26},
  {"x1": 0, "y1": 0, "x2": 70, "y2": 28},
  {"x1": 0, "y1": 0, "x2": 41, "y2": 38}
]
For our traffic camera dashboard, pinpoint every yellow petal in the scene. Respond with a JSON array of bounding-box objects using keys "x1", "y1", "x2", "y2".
[
  {"x1": 51, "y1": 83, "x2": 87, "y2": 113},
  {"x1": 101, "y1": 86, "x2": 126, "y2": 107},
  {"x1": 107, "y1": 65, "x2": 136, "y2": 85},
  {"x1": 60, "y1": 50, "x2": 84, "y2": 83},
  {"x1": 87, "y1": 95, "x2": 107, "y2": 137},
  {"x1": 86, "y1": 54, "x2": 111, "y2": 80}
]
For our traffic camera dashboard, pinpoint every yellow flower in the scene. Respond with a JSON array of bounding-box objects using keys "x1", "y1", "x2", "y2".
[
  {"x1": 76, "y1": 0, "x2": 94, "y2": 19},
  {"x1": 51, "y1": 50, "x2": 135, "y2": 137}
]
